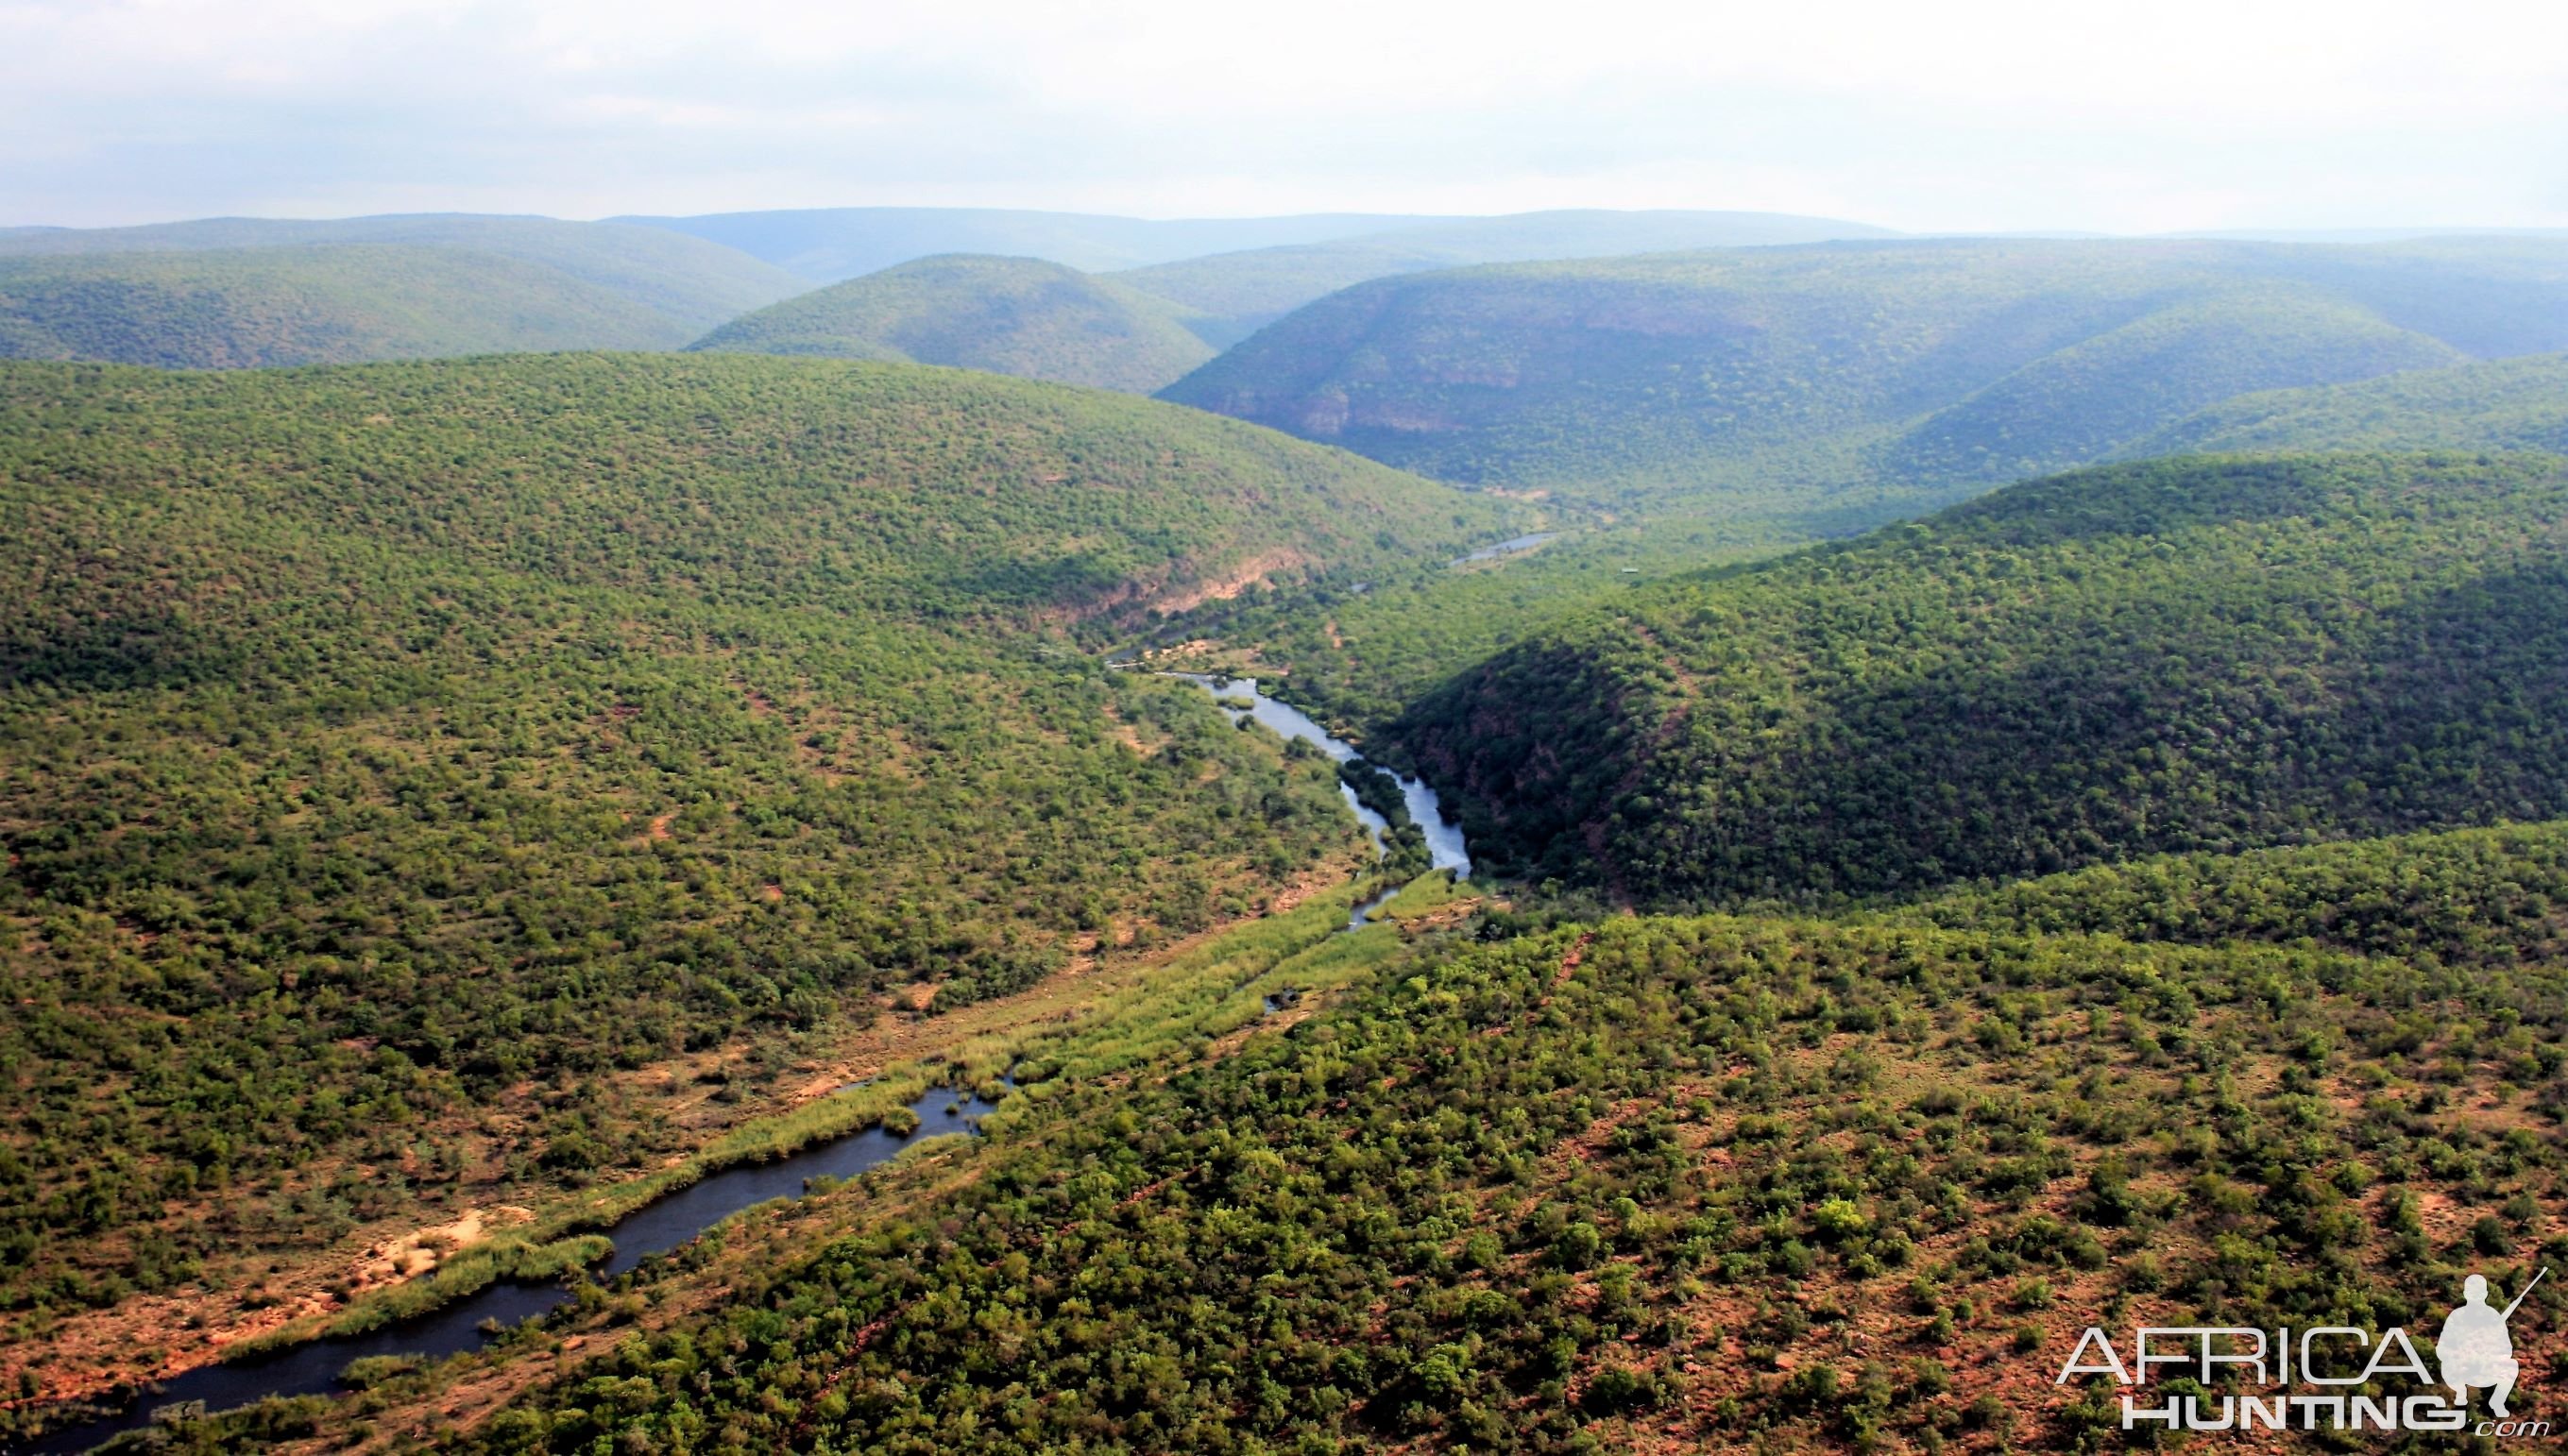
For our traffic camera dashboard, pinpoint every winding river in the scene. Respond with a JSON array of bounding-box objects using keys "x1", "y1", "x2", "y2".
[
  {"x1": 22, "y1": 677, "x2": 1466, "y2": 1454},
  {"x1": 1182, "y1": 674, "x2": 1470, "y2": 898}
]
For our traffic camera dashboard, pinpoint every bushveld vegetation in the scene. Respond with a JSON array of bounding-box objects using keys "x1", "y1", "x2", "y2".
[
  {"x1": 1398, "y1": 452, "x2": 2568, "y2": 904},
  {"x1": 0, "y1": 353, "x2": 1500, "y2": 1355},
  {"x1": 0, "y1": 248, "x2": 706, "y2": 367},
  {"x1": 251, "y1": 814, "x2": 2568, "y2": 1453},
  {"x1": 2128, "y1": 351, "x2": 2568, "y2": 460},
  {"x1": 9, "y1": 226, "x2": 2568, "y2": 1455}
]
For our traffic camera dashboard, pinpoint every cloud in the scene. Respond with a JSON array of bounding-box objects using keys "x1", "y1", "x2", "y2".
[{"x1": 2, "y1": 0, "x2": 2562, "y2": 230}]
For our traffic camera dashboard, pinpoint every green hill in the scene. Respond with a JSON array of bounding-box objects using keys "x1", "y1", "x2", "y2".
[
  {"x1": 0, "y1": 245, "x2": 715, "y2": 366},
  {"x1": 0, "y1": 213, "x2": 806, "y2": 338},
  {"x1": 1114, "y1": 242, "x2": 1455, "y2": 347},
  {"x1": 1894, "y1": 818, "x2": 2568, "y2": 970},
  {"x1": 1393, "y1": 452, "x2": 2568, "y2": 903},
  {"x1": 2128, "y1": 351, "x2": 2568, "y2": 458},
  {"x1": 1116, "y1": 209, "x2": 1896, "y2": 347},
  {"x1": 689, "y1": 254, "x2": 1216, "y2": 393},
  {"x1": 384, "y1": 818, "x2": 2568, "y2": 1455},
  {"x1": 1874, "y1": 289, "x2": 2467, "y2": 483},
  {"x1": 1162, "y1": 239, "x2": 2565, "y2": 524},
  {"x1": 0, "y1": 352, "x2": 1503, "y2": 1331}
]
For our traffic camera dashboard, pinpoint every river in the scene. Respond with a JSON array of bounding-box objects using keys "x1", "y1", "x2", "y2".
[
  {"x1": 1449, "y1": 531, "x2": 1558, "y2": 565},
  {"x1": 1179, "y1": 675, "x2": 1470, "y2": 903},
  {"x1": 22, "y1": 677, "x2": 1467, "y2": 1453},
  {"x1": 17, "y1": 1085, "x2": 1004, "y2": 1455}
]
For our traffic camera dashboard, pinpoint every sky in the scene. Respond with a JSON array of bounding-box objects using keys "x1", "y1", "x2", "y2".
[{"x1": 3, "y1": 0, "x2": 2564, "y2": 233}]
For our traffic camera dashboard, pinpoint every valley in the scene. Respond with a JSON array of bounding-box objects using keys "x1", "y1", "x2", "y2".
[{"x1": 3, "y1": 207, "x2": 2567, "y2": 1454}]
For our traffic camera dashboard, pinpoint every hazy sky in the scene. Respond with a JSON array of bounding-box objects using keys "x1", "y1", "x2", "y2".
[{"x1": 4, "y1": 0, "x2": 2563, "y2": 232}]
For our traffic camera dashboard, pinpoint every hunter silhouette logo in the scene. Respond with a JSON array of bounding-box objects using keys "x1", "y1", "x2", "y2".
[
  {"x1": 2440, "y1": 1269, "x2": 2542, "y2": 1417},
  {"x1": 2057, "y1": 1267, "x2": 2552, "y2": 1437}
]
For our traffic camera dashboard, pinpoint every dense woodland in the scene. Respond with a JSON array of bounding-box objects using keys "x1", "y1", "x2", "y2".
[
  {"x1": 235, "y1": 815, "x2": 2568, "y2": 1453},
  {"x1": 1176, "y1": 348, "x2": 2568, "y2": 747},
  {"x1": 1400, "y1": 452, "x2": 2568, "y2": 904},
  {"x1": 6, "y1": 217, "x2": 2568, "y2": 1455},
  {"x1": 0, "y1": 353, "x2": 1500, "y2": 1339},
  {"x1": 2127, "y1": 351, "x2": 2568, "y2": 459}
]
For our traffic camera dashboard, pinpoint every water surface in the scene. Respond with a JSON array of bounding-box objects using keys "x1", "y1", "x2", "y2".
[
  {"x1": 1181, "y1": 675, "x2": 1470, "y2": 887},
  {"x1": 1450, "y1": 532, "x2": 1559, "y2": 565},
  {"x1": 20, "y1": 1086, "x2": 999, "y2": 1454}
]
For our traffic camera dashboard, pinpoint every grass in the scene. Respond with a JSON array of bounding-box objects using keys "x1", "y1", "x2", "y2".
[{"x1": 1371, "y1": 869, "x2": 1479, "y2": 921}]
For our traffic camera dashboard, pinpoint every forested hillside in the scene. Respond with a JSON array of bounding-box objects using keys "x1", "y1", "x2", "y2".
[
  {"x1": 0, "y1": 215, "x2": 801, "y2": 347},
  {"x1": 0, "y1": 354, "x2": 1503, "y2": 1380},
  {"x1": 1892, "y1": 820, "x2": 2568, "y2": 970},
  {"x1": 690, "y1": 254, "x2": 1216, "y2": 393},
  {"x1": 1396, "y1": 452, "x2": 2568, "y2": 903},
  {"x1": 2129, "y1": 352, "x2": 2568, "y2": 458},
  {"x1": 282, "y1": 817, "x2": 2568, "y2": 1454},
  {"x1": 12, "y1": 213, "x2": 2568, "y2": 1456},
  {"x1": 1161, "y1": 238, "x2": 2566, "y2": 525},
  {"x1": 0, "y1": 247, "x2": 710, "y2": 366}
]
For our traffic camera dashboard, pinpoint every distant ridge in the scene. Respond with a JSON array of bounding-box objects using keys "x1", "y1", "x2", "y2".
[
  {"x1": 611, "y1": 207, "x2": 1437, "y2": 281},
  {"x1": 0, "y1": 245, "x2": 709, "y2": 367},
  {"x1": 1114, "y1": 208, "x2": 1897, "y2": 344},
  {"x1": 1161, "y1": 235, "x2": 2568, "y2": 524},
  {"x1": 613, "y1": 206, "x2": 1896, "y2": 291},
  {"x1": 689, "y1": 253, "x2": 1217, "y2": 393},
  {"x1": 0, "y1": 213, "x2": 806, "y2": 334},
  {"x1": 2173, "y1": 226, "x2": 2568, "y2": 244}
]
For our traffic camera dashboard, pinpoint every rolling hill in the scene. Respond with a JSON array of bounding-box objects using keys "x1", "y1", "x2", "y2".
[
  {"x1": 614, "y1": 207, "x2": 1436, "y2": 281},
  {"x1": 0, "y1": 213, "x2": 806, "y2": 337},
  {"x1": 1161, "y1": 238, "x2": 2568, "y2": 523},
  {"x1": 689, "y1": 254, "x2": 1216, "y2": 393},
  {"x1": 0, "y1": 351, "x2": 1506, "y2": 1397},
  {"x1": 1393, "y1": 452, "x2": 2568, "y2": 903},
  {"x1": 1114, "y1": 209, "x2": 1899, "y2": 346},
  {"x1": 0, "y1": 245, "x2": 712, "y2": 366},
  {"x1": 18, "y1": 202, "x2": 2568, "y2": 1456},
  {"x1": 2127, "y1": 351, "x2": 2568, "y2": 458},
  {"x1": 615, "y1": 204, "x2": 1891, "y2": 302}
]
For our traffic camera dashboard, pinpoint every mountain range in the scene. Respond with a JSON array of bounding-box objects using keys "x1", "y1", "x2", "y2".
[{"x1": 1162, "y1": 237, "x2": 2568, "y2": 530}]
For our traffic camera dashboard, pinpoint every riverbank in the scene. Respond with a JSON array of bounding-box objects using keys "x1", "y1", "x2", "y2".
[
  {"x1": 36, "y1": 870, "x2": 1484, "y2": 1453},
  {"x1": 10, "y1": 676, "x2": 1481, "y2": 1453},
  {"x1": 13, "y1": 858, "x2": 1476, "y2": 1453}
]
